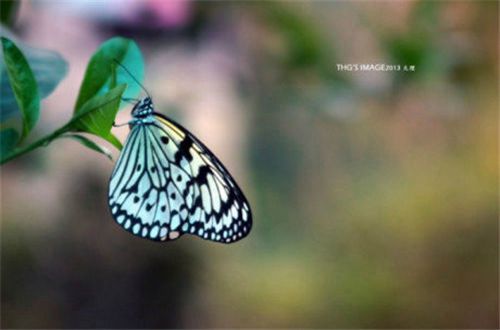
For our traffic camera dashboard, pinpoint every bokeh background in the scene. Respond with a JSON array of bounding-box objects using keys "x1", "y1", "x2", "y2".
[{"x1": 1, "y1": 0, "x2": 498, "y2": 328}]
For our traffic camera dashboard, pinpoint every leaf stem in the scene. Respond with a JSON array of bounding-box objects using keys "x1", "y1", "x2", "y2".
[{"x1": 0, "y1": 125, "x2": 69, "y2": 164}]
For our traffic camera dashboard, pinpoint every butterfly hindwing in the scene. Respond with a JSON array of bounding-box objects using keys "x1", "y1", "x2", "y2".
[{"x1": 108, "y1": 111, "x2": 252, "y2": 243}]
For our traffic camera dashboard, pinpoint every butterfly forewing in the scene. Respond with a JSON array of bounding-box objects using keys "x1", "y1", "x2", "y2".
[{"x1": 108, "y1": 109, "x2": 252, "y2": 243}]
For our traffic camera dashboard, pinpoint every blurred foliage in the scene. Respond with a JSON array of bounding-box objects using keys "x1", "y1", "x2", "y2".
[
  {"x1": 0, "y1": 26, "x2": 68, "y2": 121},
  {"x1": 0, "y1": 127, "x2": 18, "y2": 155},
  {"x1": 0, "y1": 0, "x2": 19, "y2": 27},
  {"x1": 259, "y1": 3, "x2": 331, "y2": 72}
]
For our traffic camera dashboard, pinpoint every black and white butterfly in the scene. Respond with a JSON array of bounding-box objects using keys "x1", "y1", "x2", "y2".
[{"x1": 108, "y1": 96, "x2": 252, "y2": 244}]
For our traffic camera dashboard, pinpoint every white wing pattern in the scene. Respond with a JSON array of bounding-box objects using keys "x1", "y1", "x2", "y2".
[{"x1": 108, "y1": 113, "x2": 252, "y2": 243}]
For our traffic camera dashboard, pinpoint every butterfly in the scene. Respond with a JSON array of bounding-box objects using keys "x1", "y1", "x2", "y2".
[{"x1": 108, "y1": 96, "x2": 252, "y2": 243}]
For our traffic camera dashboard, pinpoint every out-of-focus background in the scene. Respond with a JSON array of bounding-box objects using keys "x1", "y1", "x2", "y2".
[{"x1": 1, "y1": 0, "x2": 498, "y2": 328}]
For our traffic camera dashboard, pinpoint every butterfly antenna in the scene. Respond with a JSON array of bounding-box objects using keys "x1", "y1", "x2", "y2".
[{"x1": 112, "y1": 59, "x2": 150, "y2": 97}]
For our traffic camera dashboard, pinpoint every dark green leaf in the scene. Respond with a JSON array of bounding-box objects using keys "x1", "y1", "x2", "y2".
[
  {"x1": 0, "y1": 1, "x2": 20, "y2": 27},
  {"x1": 75, "y1": 37, "x2": 144, "y2": 112},
  {"x1": 68, "y1": 84, "x2": 126, "y2": 150},
  {"x1": 64, "y1": 134, "x2": 113, "y2": 160},
  {"x1": 1, "y1": 27, "x2": 68, "y2": 122},
  {"x1": 0, "y1": 128, "x2": 19, "y2": 159},
  {"x1": 1, "y1": 37, "x2": 40, "y2": 140},
  {"x1": 110, "y1": 61, "x2": 117, "y2": 88}
]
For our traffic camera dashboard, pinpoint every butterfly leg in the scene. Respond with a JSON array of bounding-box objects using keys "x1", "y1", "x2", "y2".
[
  {"x1": 113, "y1": 121, "x2": 129, "y2": 127},
  {"x1": 122, "y1": 97, "x2": 140, "y2": 104}
]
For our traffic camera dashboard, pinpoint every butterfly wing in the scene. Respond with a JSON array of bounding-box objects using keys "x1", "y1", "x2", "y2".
[{"x1": 108, "y1": 113, "x2": 252, "y2": 243}]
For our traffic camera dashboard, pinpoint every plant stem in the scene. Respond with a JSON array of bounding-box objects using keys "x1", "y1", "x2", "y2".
[{"x1": 0, "y1": 125, "x2": 69, "y2": 164}]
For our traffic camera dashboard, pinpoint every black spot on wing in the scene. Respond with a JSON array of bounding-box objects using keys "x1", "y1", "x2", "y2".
[
  {"x1": 174, "y1": 136, "x2": 193, "y2": 162},
  {"x1": 195, "y1": 165, "x2": 210, "y2": 185}
]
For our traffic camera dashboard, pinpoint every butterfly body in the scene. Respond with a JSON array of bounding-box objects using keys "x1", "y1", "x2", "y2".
[{"x1": 108, "y1": 97, "x2": 252, "y2": 243}]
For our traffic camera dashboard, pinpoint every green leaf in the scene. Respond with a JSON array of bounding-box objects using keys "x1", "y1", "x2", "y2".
[
  {"x1": 68, "y1": 83, "x2": 126, "y2": 150},
  {"x1": 74, "y1": 37, "x2": 144, "y2": 112},
  {"x1": 0, "y1": 128, "x2": 19, "y2": 159},
  {"x1": 63, "y1": 134, "x2": 113, "y2": 160},
  {"x1": 1, "y1": 36, "x2": 40, "y2": 140},
  {"x1": 1, "y1": 26, "x2": 68, "y2": 122}
]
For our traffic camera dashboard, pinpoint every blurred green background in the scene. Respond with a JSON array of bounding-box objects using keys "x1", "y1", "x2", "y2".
[{"x1": 1, "y1": 1, "x2": 498, "y2": 328}]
